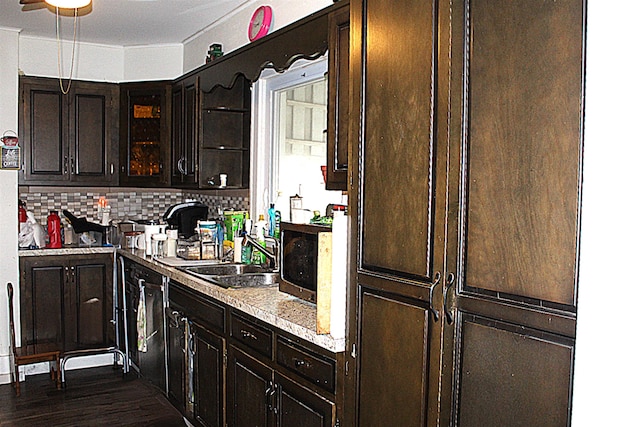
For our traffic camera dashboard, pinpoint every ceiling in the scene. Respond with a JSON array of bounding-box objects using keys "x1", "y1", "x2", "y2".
[{"x1": 0, "y1": 0, "x2": 252, "y2": 46}]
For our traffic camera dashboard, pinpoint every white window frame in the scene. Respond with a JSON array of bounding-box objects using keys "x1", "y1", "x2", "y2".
[{"x1": 250, "y1": 56, "x2": 328, "y2": 222}]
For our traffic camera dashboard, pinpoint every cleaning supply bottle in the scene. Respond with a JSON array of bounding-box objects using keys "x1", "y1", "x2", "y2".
[
  {"x1": 273, "y1": 209, "x2": 281, "y2": 240},
  {"x1": 252, "y1": 215, "x2": 268, "y2": 265},
  {"x1": 241, "y1": 217, "x2": 253, "y2": 264},
  {"x1": 268, "y1": 204, "x2": 276, "y2": 237},
  {"x1": 267, "y1": 204, "x2": 282, "y2": 239}
]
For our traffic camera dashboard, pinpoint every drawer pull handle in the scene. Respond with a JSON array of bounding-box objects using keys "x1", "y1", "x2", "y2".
[
  {"x1": 293, "y1": 357, "x2": 309, "y2": 369},
  {"x1": 240, "y1": 329, "x2": 257, "y2": 340}
]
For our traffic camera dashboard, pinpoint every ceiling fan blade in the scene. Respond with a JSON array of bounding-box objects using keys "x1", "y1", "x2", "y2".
[
  {"x1": 20, "y1": 0, "x2": 45, "y2": 4},
  {"x1": 22, "y1": 3, "x2": 48, "y2": 11}
]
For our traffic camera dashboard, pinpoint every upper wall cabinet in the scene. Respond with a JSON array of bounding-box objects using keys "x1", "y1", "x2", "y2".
[
  {"x1": 173, "y1": 1, "x2": 349, "y2": 191},
  {"x1": 326, "y1": 3, "x2": 350, "y2": 191},
  {"x1": 199, "y1": 75, "x2": 251, "y2": 189},
  {"x1": 119, "y1": 81, "x2": 171, "y2": 187},
  {"x1": 19, "y1": 76, "x2": 119, "y2": 186},
  {"x1": 171, "y1": 76, "x2": 200, "y2": 188}
]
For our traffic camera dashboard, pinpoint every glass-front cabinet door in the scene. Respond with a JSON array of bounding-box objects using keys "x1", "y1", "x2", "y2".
[{"x1": 120, "y1": 81, "x2": 171, "y2": 187}]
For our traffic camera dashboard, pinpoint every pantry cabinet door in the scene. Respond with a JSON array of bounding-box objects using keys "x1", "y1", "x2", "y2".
[
  {"x1": 347, "y1": 0, "x2": 448, "y2": 425},
  {"x1": 441, "y1": 0, "x2": 586, "y2": 425}
]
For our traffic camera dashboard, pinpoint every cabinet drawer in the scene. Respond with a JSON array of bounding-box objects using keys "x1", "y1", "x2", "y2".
[
  {"x1": 276, "y1": 336, "x2": 335, "y2": 393},
  {"x1": 169, "y1": 282, "x2": 225, "y2": 333},
  {"x1": 230, "y1": 312, "x2": 272, "y2": 358}
]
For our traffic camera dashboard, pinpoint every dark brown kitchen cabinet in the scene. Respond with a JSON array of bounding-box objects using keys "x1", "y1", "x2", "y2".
[
  {"x1": 227, "y1": 346, "x2": 335, "y2": 427},
  {"x1": 119, "y1": 81, "x2": 171, "y2": 187},
  {"x1": 325, "y1": 3, "x2": 350, "y2": 191},
  {"x1": 227, "y1": 346, "x2": 271, "y2": 427},
  {"x1": 172, "y1": 76, "x2": 199, "y2": 187},
  {"x1": 166, "y1": 304, "x2": 187, "y2": 414},
  {"x1": 167, "y1": 281, "x2": 226, "y2": 427},
  {"x1": 193, "y1": 322, "x2": 225, "y2": 427},
  {"x1": 18, "y1": 76, "x2": 119, "y2": 186},
  {"x1": 227, "y1": 311, "x2": 337, "y2": 427},
  {"x1": 346, "y1": 0, "x2": 585, "y2": 426},
  {"x1": 19, "y1": 253, "x2": 115, "y2": 354},
  {"x1": 199, "y1": 75, "x2": 251, "y2": 189}
]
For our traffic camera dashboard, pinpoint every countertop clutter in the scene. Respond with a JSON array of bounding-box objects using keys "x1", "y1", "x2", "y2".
[{"x1": 119, "y1": 249, "x2": 345, "y2": 353}]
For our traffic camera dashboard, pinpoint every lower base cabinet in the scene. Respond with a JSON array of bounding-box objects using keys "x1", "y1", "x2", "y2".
[
  {"x1": 193, "y1": 321, "x2": 225, "y2": 427},
  {"x1": 19, "y1": 253, "x2": 115, "y2": 354},
  {"x1": 166, "y1": 308, "x2": 187, "y2": 414},
  {"x1": 166, "y1": 281, "x2": 341, "y2": 427},
  {"x1": 227, "y1": 346, "x2": 336, "y2": 427},
  {"x1": 167, "y1": 281, "x2": 226, "y2": 427}
]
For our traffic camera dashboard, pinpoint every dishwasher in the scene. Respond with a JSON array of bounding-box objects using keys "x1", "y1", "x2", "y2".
[{"x1": 119, "y1": 256, "x2": 168, "y2": 392}]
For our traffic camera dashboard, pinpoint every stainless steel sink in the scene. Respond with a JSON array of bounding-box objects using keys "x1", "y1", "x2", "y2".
[
  {"x1": 178, "y1": 263, "x2": 278, "y2": 288},
  {"x1": 180, "y1": 263, "x2": 268, "y2": 276},
  {"x1": 210, "y1": 273, "x2": 279, "y2": 288}
]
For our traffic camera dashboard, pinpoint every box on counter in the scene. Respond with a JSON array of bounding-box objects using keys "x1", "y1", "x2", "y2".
[{"x1": 223, "y1": 211, "x2": 248, "y2": 243}]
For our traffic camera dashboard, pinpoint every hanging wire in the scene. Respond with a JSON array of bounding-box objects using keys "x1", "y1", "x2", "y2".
[{"x1": 55, "y1": 6, "x2": 79, "y2": 94}]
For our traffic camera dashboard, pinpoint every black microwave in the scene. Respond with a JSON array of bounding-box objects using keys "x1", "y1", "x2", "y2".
[{"x1": 279, "y1": 222, "x2": 332, "y2": 303}]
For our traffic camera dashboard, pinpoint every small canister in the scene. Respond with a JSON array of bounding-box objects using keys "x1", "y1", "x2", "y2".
[{"x1": 166, "y1": 229, "x2": 178, "y2": 257}]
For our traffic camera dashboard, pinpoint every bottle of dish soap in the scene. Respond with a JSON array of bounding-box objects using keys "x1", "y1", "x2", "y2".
[
  {"x1": 267, "y1": 204, "x2": 281, "y2": 239},
  {"x1": 252, "y1": 214, "x2": 268, "y2": 265}
]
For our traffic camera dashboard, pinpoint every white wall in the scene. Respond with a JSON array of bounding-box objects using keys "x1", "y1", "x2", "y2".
[
  {"x1": 123, "y1": 44, "x2": 183, "y2": 82},
  {"x1": 0, "y1": 28, "x2": 20, "y2": 384},
  {"x1": 182, "y1": 0, "x2": 333, "y2": 73},
  {"x1": 19, "y1": 35, "x2": 124, "y2": 82},
  {"x1": 572, "y1": 1, "x2": 640, "y2": 424},
  {"x1": 19, "y1": 36, "x2": 183, "y2": 82}
]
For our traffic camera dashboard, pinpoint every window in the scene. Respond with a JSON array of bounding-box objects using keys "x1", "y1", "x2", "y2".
[{"x1": 251, "y1": 57, "x2": 345, "y2": 223}]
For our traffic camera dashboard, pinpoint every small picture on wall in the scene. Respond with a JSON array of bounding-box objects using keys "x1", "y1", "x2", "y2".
[{"x1": 1, "y1": 146, "x2": 20, "y2": 170}]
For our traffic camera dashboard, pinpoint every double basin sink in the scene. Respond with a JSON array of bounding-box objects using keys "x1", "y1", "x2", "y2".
[{"x1": 178, "y1": 263, "x2": 278, "y2": 289}]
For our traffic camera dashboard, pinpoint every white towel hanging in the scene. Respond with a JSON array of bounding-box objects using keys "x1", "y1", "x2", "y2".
[{"x1": 137, "y1": 282, "x2": 147, "y2": 352}]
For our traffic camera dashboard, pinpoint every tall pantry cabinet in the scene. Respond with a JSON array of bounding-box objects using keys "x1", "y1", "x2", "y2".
[{"x1": 345, "y1": 0, "x2": 585, "y2": 426}]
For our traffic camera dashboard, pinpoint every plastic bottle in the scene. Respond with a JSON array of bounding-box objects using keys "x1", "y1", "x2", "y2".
[
  {"x1": 241, "y1": 218, "x2": 253, "y2": 264},
  {"x1": 267, "y1": 204, "x2": 282, "y2": 240},
  {"x1": 252, "y1": 215, "x2": 268, "y2": 265},
  {"x1": 273, "y1": 209, "x2": 281, "y2": 240},
  {"x1": 268, "y1": 204, "x2": 276, "y2": 237},
  {"x1": 18, "y1": 200, "x2": 27, "y2": 233},
  {"x1": 46, "y1": 210, "x2": 62, "y2": 249}
]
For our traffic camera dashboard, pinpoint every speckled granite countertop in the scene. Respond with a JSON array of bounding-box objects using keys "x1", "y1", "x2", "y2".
[
  {"x1": 19, "y1": 246, "x2": 116, "y2": 256},
  {"x1": 116, "y1": 249, "x2": 345, "y2": 353}
]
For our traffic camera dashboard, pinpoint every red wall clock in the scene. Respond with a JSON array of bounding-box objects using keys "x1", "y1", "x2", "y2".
[{"x1": 248, "y1": 5, "x2": 273, "y2": 42}]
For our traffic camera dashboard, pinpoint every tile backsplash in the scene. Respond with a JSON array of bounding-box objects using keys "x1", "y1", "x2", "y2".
[{"x1": 19, "y1": 187, "x2": 250, "y2": 224}]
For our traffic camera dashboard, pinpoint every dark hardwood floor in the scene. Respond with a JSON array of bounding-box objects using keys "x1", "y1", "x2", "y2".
[{"x1": 0, "y1": 366, "x2": 186, "y2": 426}]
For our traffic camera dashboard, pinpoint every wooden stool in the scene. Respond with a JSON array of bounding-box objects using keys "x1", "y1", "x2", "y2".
[{"x1": 7, "y1": 282, "x2": 61, "y2": 396}]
